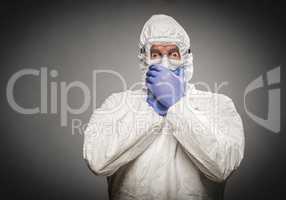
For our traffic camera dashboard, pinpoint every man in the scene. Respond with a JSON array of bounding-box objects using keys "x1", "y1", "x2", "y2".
[{"x1": 83, "y1": 14, "x2": 245, "y2": 200}]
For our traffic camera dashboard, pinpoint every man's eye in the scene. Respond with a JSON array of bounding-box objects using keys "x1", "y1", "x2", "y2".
[
  {"x1": 151, "y1": 53, "x2": 160, "y2": 59},
  {"x1": 170, "y1": 52, "x2": 179, "y2": 57}
]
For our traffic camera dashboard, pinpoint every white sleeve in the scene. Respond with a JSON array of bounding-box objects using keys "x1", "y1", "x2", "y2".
[
  {"x1": 166, "y1": 93, "x2": 245, "y2": 182},
  {"x1": 83, "y1": 92, "x2": 163, "y2": 176}
]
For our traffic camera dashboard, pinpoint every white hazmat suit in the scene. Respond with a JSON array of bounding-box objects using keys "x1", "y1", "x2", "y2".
[{"x1": 83, "y1": 14, "x2": 245, "y2": 200}]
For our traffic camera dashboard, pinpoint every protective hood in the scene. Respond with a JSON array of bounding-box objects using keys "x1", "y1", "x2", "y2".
[{"x1": 138, "y1": 14, "x2": 194, "y2": 87}]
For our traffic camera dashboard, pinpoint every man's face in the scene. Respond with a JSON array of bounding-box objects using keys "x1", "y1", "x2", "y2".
[{"x1": 150, "y1": 44, "x2": 181, "y2": 60}]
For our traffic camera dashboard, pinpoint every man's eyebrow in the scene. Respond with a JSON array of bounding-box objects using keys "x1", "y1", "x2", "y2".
[
  {"x1": 150, "y1": 49, "x2": 161, "y2": 53},
  {"x1": 168, "y1": 48, "x2": 179, "y2": 53}
]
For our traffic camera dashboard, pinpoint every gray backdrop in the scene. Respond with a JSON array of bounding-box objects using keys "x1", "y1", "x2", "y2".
[{"x1": 0, "y1": 0, "x2": 285, "y2": 199}]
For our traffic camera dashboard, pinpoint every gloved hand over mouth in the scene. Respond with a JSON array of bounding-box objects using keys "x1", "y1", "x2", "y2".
[{"x1": 146, "y1": 64, "x2": 185, "y2": 116}]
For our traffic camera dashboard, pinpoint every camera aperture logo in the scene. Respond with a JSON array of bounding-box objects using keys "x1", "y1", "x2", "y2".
[{"x1": 244, "y1": 66, "x2": 281, "y2": 133}]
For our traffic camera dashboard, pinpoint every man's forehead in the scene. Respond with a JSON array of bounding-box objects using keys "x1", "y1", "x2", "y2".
[{"x1": 151, "y1": 43, "x2": 178, "y2": 50}]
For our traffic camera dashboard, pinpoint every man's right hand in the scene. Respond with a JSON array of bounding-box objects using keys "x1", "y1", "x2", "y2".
[{"x1": 145, "y1": 64, "x2": 185, "y2": 114}]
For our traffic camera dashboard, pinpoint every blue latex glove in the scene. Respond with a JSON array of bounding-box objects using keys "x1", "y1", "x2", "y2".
[
  {"x1": 146, "y1": 64, "x2": 185, "y2": 111},
  {"x1": 146, "y1": 90, "x2": 168, "y2": 116}
]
